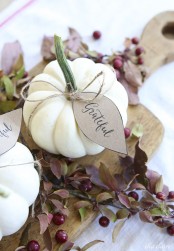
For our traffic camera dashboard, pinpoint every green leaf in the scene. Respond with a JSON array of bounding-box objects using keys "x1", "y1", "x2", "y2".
[
  {"x1": 96, "y1": 192, "x2": 113, "y2": 203},
  {"x1": 116, "y1": 208, "x2": 130, "y2": 219},
  {"x1": 99, "y1": 206, "x2": 117, "y2": 222},
  {"x1": 0, "y1": 101, "x2": 17, "y2": 114},
  {"x1": 112, "y1": 220, "x2": 126, "y2": 243},
  {"x1": 131, "y1": 123, "x2": 144, "y2": 138},
  {"x1": 81, "y1": 240, "x2": 104, "y2": 251},
  {"x1": 15, "y1": 65, "x2": 25, "y2": 80},
  {"x1": 155, "y1": 175, "x2": 164, "y2": 194},
  {"x1": 79, "y1": 208, "x2": 86, "y2": 222},
  {"x1": 149, "y1": 207, "x2": 164, "y2": 216},
  {"x1": 1, "y1": 75, "x2": 14, "y2": 99}
]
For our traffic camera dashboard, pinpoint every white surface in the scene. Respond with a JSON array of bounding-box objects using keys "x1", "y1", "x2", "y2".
[{"x1": 0, "y1": 0, "x2": 174, "y2": 250}]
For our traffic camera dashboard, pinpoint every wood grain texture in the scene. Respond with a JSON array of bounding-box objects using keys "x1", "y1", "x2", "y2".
[{"x1": 2, "y1": 11, "x2": 174, "y2": 251}]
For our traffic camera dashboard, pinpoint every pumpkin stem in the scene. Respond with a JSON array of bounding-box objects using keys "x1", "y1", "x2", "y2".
[{"x1": 54, "y1": 35, "x2": 77, "y2": 92}]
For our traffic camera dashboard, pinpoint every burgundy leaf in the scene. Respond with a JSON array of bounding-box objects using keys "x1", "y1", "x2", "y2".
[
  {"x1": 41, "y1": 36, "x2": 55, "y2": 61},
  {"x1": 118, "y1": 193, "x2": 131, "y2": 208},
  {"x1": 50, "y1": 199, "x2": 69, "y2": 216},
  {"x1": 1, "y1": 40, "x2": 23, "y2": 74},
  {"x1": 64, "y1": 27, "x2": 82, "y2": 53},
  {"x1": 86, "y1": 165, "x2": 108, "y2": 189},
  {"x1": 99, "y1": 163, "x2": 119, "y2": 191},
  {"x1": 53, "y1": 189, "x2": 69, "y2": 198},
  {"x1": 43, "y1": 181, "x2": 53, "y2": 193},
  {"x1": 43, "y1": 228, "x2": 52, "y2": 251},
  {"x1": 139, "y1": 211, "x2": 153, "y2": 223},
  {"x1": 50, "y1": 159, "x2": 62, "y2": 179},
  {"x1": 120, "y1": 77, "x2": 139, "y2": 105},
  {"x1": 124, "y1": 60, "x2": 143, "y2": 87},
  {"x1": 37, "y1": 214, "x2": 51, "y2": 234},
  {"x1": 114, "y1": 174, "x2": 127, "y2": 191}
]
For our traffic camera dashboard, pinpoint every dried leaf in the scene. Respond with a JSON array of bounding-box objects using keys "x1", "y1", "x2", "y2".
[
  {"x1": 155, "y1": 175, "x2": 164, "y2": 194},
  {"x1": 43, "y1": 228, "x2": 52, "y2": 251},
  {"x1": 1, "y1": 40, "x2": 23, "y2": 74},
  {"x1": 58, "y1": 241, "x2": 74, "y2": 251},
  {"x1": 81, "y1": 240, "x2": 104, "y2": 251},
  {"x1": 74, "y1": 200, "x2": 92, "y2": 209},
  {"x1": 118, "y1": 193, "x2": 131, "y2": 208},
  {"x1": 99, "y1": 206, "x2": 117, "y2": 222},
  {"x1": 131, "y1": 123, "x2": 144, "y2": 138},
  {"x1": 96, "y1": 192, "x2": 113, "y2": 203},
  {"x1": 19, "y1": 222, "x2": 31, "y2": 246},
  {"x1": 124, "y1": 60, "x2": 143, "y2": 87},
  {"x1": 41, "y1": 36, "x2": 55, "y2": 61},
  {"x1": 139, "y1": 211, "x2": 153, "y2": 223},
  {"x1": 129, "y1": 182, "x2": 146, "y2": 190},
  {"x1": 112, "y1": 220, "x2": 126, "y2": 242},
  {"x1": 86, "y1": 165, "x2": 108, "y2": 189},
  {"x1": 99, "y1": 163, "x2": 119, "y2": 191},
  {"x1": 53, "y1": 189, "x2": 69, "y2": 198},
  {"x1": 116, "y1": 208, "x2": 130, "y2": 219}
]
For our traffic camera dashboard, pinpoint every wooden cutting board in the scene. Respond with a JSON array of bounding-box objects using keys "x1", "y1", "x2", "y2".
[{"x1": 1, "y1": 11, "x2": 174, "y2": 251}]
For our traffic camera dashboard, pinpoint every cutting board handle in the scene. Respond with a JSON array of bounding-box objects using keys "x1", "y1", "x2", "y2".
[{"x1": 140, "y1": 11, "x2": 174, "y2": 77}]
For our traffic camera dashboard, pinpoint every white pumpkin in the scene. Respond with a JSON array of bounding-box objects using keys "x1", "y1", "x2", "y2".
[
  {"x1": 23, "y1": 57, "x2": 128, "y2": 158},
  {"x1": 0, "y1": 142, "x2": 40, "y2": 240}
]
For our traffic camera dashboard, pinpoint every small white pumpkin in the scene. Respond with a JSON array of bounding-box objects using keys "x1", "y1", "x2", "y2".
[
  {"x1": 0, "y1": 142, "x2": 40, "y2": 240},
  {"x1": 23, "y1": 37, "x2": 128, "y2": 158}
]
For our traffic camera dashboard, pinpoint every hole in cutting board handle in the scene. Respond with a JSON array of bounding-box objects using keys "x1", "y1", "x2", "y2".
[{"x1": 162, "y1": 22, "x2": 174, "y2": 39}]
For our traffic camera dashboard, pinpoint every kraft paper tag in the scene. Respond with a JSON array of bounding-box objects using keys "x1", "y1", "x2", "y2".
[
  {"x1": 0, "y1": 108, "x2": 22, "y2": 155},
  {"x1": 73, "y1": 93, "x2": 127, "y2": 154}
]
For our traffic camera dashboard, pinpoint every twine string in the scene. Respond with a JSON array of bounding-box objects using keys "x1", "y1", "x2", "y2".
[{"x1": 21, "y1": 71, "x2": 107, "y2": 130}]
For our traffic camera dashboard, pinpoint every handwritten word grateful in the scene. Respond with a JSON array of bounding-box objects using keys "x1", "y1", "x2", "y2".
[
  {"x1": 0, "y1": 123, "x2": 12, "y2": 138},
  {"x1": 82, "y1": 102, "x2": 114, "y2": 137}
]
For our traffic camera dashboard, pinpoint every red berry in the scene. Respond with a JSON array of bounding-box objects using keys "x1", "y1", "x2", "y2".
[
  {"x1": 131, "y1": 37, "x2": 139, "y2": 44},
  {"x1": 115, "y1": 55, "x2": 123, "y2": 61},
  {"x1": 79, "y1": 179, "x2": 93, "y2": 192},
  {"x1": 99, "y1": 216, "x2": 110, "y2": 227},
  {"x1": 128, "y1": 191, "x2": 139, "y2": 201},
  {"x1": 124, "y1": 127, "x2": 131, "y2": 139},
  {"x1": 55, "y1": 230, "x2": 68, "y2": 243},
  {"x1": 93, "y1": 30, "x2": 102, "y2": 40},
  {"x1": 52, "y1": 213, "x2": 65, "y2": 226},
  {"x1": 137, "y1": 57, "x2": 144, "y2": 65},
  {"x1": 167, "y1": 225, "x2": 174, "y2": 236},
  {"x1": 135, "y1": 47, "x2": 144, "y2": 56},
  {"x1": 168, "y1": 191, "x2": 174, "y2": 199},
  {"x1": 23, "y1": 71, "x2": 28, "y2": 78},
  {"x1": 156, "y1": 192, "x2": 166, "y2": 201},
  {"x1": 27, "y1": 240, "x2": 40, "y2": 251},
  {"x1": 113, "y1": 59, "x2": 123, "y2": 70}
]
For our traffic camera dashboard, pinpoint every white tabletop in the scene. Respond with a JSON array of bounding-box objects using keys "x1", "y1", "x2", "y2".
[{"x1": 1, "y1": 0, "x2": 174, "y2": 250}]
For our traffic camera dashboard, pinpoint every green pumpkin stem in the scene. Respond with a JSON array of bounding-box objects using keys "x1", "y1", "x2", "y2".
[{"x1": 54, "y1": 35, "x2": 77, "y2": 92}]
